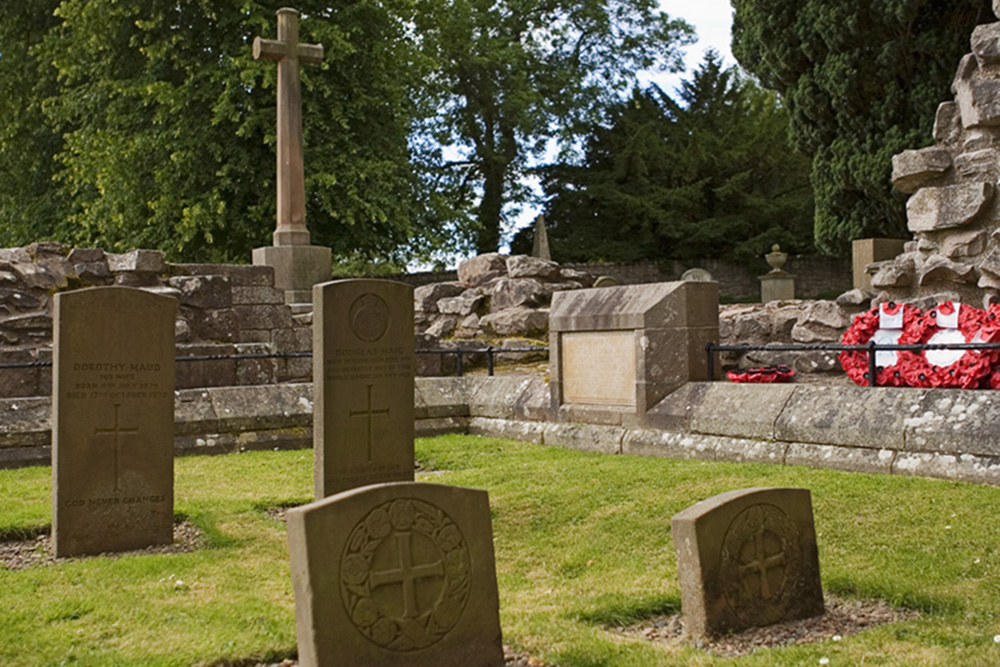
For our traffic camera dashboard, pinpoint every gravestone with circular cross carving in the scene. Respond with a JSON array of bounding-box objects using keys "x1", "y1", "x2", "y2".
[
  {"x1": 287, "y1": 481, "x2": 504, "y2": 667},
  {"x1": 313, "y1": 279, "x2": 415, "y2": 498},
  {"x1": 671, "y1": 487, "x2": 824, "y2": 639}
]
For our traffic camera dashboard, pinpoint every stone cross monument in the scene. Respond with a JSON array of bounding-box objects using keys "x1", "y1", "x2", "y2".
[{"x1": 252, "y1": 7, "x2": 332, "y2": 310}]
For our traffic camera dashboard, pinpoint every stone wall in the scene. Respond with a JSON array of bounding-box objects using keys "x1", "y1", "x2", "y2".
[
  {"x1": 384, "y1": 256, "x2": 851, "y2": 300},
  {"x1": 0, "y1": 243, "x2": 312, "y2": 398}
]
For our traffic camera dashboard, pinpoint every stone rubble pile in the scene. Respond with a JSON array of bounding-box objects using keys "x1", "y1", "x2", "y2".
[
  {"x1": 414, "y1": 253, "x2": 593, "y2": 351},
  {"x1": 877, "y1": 2, "x2": 1000, "y2": 306},
  {"x1": 0, "y1": 242, "x2": 311, "y2": 397},
  {"x1": 719, "y1": 295, "x2": 869, "y2": 376}
]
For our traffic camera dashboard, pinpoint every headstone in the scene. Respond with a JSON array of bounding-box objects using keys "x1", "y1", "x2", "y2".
[
  {"x1": 251, "y1": 8, "x2": 332, "y2": 307},
  {"x1": 52, "y1": 287, "x2": 176, "y2": 557},
  {"x1": 671, "y1": 487, "x2": 824, "y2": 640},
  {"x1": 313, "y1": 279, "x2": 415, "y2": 498},
  {"x1": 681, "y1": 267, "x2": 714, "y2": 282},
  {"x1": 531, "y1": 214, "x2": 551, "y2": 261},
  {"x1": 287, "y1": 481, "x2": 504, "y2": 667},
  {"x1": 549, "y1": 281, "x2": 719, "y2": 420},
  {"x1": 852, "y1": 238, "x2": 907, "y2": 290}
]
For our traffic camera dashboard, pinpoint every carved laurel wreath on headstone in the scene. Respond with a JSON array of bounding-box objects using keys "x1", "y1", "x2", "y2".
[
  {"x1": 349, "y1": 293, "x2": 390, "y2": 343},
  {"x1": 340, "y1": 498, "x2": 471, "y2": 651},
  {"x1": 720, "y1": 503, "x2": 801, "y2": 626}
]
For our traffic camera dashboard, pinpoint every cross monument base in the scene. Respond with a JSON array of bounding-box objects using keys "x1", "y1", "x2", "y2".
[{"x1": 253, "y1": 244, "x2": 332, "y2": 306}]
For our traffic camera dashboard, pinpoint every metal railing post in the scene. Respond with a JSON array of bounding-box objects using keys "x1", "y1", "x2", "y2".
[
  {"x1": 867, "y1": 339, "x2": 878, "y2": 388},
  {"x1": 706, "y1": 342, "x2": 716, "y2": 382},
  {"x1": 487, "y1": 346, "x2": 495, "y2": 376}
]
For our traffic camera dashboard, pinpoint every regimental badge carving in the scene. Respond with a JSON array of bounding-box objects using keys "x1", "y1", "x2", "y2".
[
  {"x1": 340, "y1": 499, "x2": 471, "y2": 651},
  {"x1": 349, "y1": 293, "x2": 390, "y2": 342},
  {"x1": 720, "y1": 503, "x2": 801, "y2": 626}
]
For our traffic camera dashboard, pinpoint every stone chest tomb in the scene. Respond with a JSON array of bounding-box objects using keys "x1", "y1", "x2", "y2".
[{"x1": 549, "y1": 281, "x2": 718, "y2": 421}]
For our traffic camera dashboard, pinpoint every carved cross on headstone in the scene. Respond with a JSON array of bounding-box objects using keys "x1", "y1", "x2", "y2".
[
  {"x1": 369, "y1": 532, "x2": 446, "y2": 619},
  {"x1": 349, "y1": 384, "x2": 390, "y2": 462},
  {"x1": 253, "y1": 8, "x2": 324, "y2": 247},
  {"x1": 93, "y1": 403, "x2": 140, "y2": 493}
]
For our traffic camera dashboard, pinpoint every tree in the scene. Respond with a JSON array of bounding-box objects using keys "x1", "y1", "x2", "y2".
[
  {"x1": 731, "y1": 0, "x2": 992, "y2": 254},
  {"x1": 411, "y1": 0, "x2": 695, "y2": 254},
  {"x1": 522, "y1": 51, "x2": 814, "y2": 266},
  {"x1": 1, "y1": 0, "x2": 445, "y2": 263}
]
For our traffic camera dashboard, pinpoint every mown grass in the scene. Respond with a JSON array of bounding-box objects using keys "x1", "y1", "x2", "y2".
[{"x1": 4, "y1": 436, "x2": 1000, "y2": 665}]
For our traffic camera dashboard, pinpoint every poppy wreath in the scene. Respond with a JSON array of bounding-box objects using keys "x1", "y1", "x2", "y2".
[
  {"x1": 726, "y1": 365, "x2": 796, "y2": 383},
  {"x1": 896, "y1": 301, "x2": 996, "y2": 389},
  {"x1": 839, "y1": 302, "x2": 921, "y2": 387},
  {"x1": 978, "y1": 304, "x2": 1000, "y2": 389}
]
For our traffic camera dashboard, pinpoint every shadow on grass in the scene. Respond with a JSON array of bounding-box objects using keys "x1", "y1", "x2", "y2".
[
  {"x1": 825, "y1": 575, "x2": 963, "y2": 615},
  {"x1": 568, "y1": 592, "x2": 683, "y2": 627},
  {"x1": 0, "y1": 524, "x2": 49, "y2": 541}
]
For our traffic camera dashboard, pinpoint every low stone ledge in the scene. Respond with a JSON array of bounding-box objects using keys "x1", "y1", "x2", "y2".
[
  {"x1": 415, "y1": 377, "x2": 472, "y2": 419},
  {"x1": 467, "y1": 417, "x2": 544, "y2": 443},
  {"x1": 416, "y1": 416, "x2": 469, "y2": 437},
  {"x1": 468, "y1": 375, "x2": 538, "y2": 419},
  {"x1": 775, "y1": 385, "x2": 917, "y2": 450},
  {"x1": 784, "y1": 442, "x2": 895, "y2": 476},
  {"x1": 688, "y1": 383, "x2": 794, "y2": 440},
  {"x1": 543, "y1": 422, "x2": 624, "y2": 454},
  {"x1": 891, "y1": 451, "x2": 1000, "y2": 485},
  {"x1": 903, "y1": 391, "x2": 1000, "y2": 457},
  {"x1": 621, "y1": 429, "x2": 715, "y2": 460}
]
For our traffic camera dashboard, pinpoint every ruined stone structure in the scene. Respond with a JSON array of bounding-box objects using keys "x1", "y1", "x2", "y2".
[
  {"x1": 879, "y1": 4, "x2": 1000, "y2": 306},
  {"x1": 0, "y1": 242, "x2": 311, "y2": 398}
]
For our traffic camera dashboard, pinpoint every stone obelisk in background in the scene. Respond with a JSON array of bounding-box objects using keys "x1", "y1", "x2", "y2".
[{"x1": 252, "y1": 8, "x2": 331, "y2": 312}]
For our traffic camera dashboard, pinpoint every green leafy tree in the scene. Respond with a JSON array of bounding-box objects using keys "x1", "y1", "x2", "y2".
[
  {"x1": 1, "y1": 0, "x2": 444, "y2": 263},
  {"x1": 731, "y1": 0, "x2": 992, "y2": 254},
  {"x1": 411, "y1": 0, "x2": 695, "y2": 254},
  {"x1": 0, "y1": 0, "x2": 66, "y2": 244},
  {"x1": 524, "y1": 51, "x2": 814, "y2": 266}
]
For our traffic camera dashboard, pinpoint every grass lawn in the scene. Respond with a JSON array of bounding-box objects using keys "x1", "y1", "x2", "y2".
[{"x1": 3, "y1": 435, "x2": 1000, "y2": 666}]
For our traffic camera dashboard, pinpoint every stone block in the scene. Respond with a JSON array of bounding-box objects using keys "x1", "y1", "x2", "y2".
[
  {"x1": 671, "y1": 488, "x2": 824, "y2": 640},
  {"x1": 689, "y1": 383, "x2": 795, "y2": 440},
  {"x1": 760, "y1": 272, "x2": 795, "y2": 302},
  {"x1": 940, "y1": 228, "x2": 986, "y2": 258},
  {"x1": 903, "y1": 390, "x2": 1000, "y2": 457},
  {"x1": 891, "y1": 147, "x2": 952, "y2": 194},
  {"x1": 175, "y1": 344, "x2": 238, "y2": 389},
  {"x1": 287, "y1": 482, "x2": 504, "y2": 667},
  {"x1": 468, "y1": 417, "x2": 545, "y2": 443},
  {"x1": 457, "y1": 253, "x2": 508, "y2": 287},
  {"x1": 973, "y1": 22, "x2": 1000, "y2": 68},
  {"x1": 234, "y1": 304, "x2": 296, "y2": 331},
  {"x1": 784, "y1": 442, "x2": 895, "y2": 475},
  {"x1": 171, "y1": 263, "x2": 276, "y2": 287},
  {"x1": 775, "y1": 385, "x2": 916, "y2": 450},
  {"x1": 621, "y1": 429, "x2": 707, "y2": 460},
  {"x1": 489, "y1": 278, "x2": 551, "y2": 311},
  {"x1": 954, "y1": 148, "x2": 1000, "y2": 181},
  {"x1": 506, "y1": 255, "x2": 561, "y2": 281},
  {"x1": 106, "y1": 249, "x2": 166, "y2": 273},
  {"x1": 642, "y1": 382, "x2": 711, "y2": 431},
  {"x1": 550, "y1": 281, "x2": 717, "y2": 331},
  {"x1": 918, "y1": 254, "x2": 977, "y2": 285},
  {"x1": 468, "y1": 375, "x2": 537, "y2": 419},
  {"x1": 907, "y1": 182, "x2": 994, "y2": 232},
  {"x1": 542, "y1": 421, "x2": 624, "y2": 454},
  {"x1": 167, "y1": 275, "x2": 232, "y2": 310},
  {"x1": 414, "y1": 377, "x2": 471, "y2": 420},
  {"x1": 413, "y1": 282, "x2": 465, "y2": 313},
  {"x1": 956, "y1": 74, "x2": 1000, "y2": 127},
  {"x1": 253, "y1": 244, "x2": 331, "y2": 298},
  {"x1": 437, "y1": 292, "x2": 486, "y2": 317},
  {"x1": 232, "y1": 285, "x2": 286, "y2": 306},
  {"x1": 52, "y1": 287, "x2": 175, "y2": 557},
  {"x1": 207, "y1": 383, "x2": 312, "y2": 431},
  {"x1": 188, "y1": 308, "x2": 239, "y2": 343},
  {"x1": 480, "y1": 307, "x2": 548, "y2": 337},
  {"x1": 851, "y1": 239, "x2": 908, "y2": 290}
]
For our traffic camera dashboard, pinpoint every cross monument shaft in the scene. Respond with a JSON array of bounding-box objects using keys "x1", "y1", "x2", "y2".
[{"x1": 254, "y1": 8, "x2": 324, "y2": 247}]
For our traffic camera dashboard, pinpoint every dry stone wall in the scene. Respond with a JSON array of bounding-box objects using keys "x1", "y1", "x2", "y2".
[
  {"x1": 877, "y1": 4, "x2": 1000, "y2": 307},
  {"x1": 0, "y1": 243, "x2": 311, "y2": 397}
]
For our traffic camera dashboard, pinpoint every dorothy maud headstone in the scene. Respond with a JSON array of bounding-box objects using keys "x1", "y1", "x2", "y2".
[
  {"x1": 287, "y1": 481, "x2": 504, "y2": 667},
  {"x1": 313, "y1": 279, "x2": 414, "y2": 498},
  {"x1": 52, "y1": 287, "x2": 176, "y2": 557},
  {"x1": 671, "y1": 487, "x2": 824, "y2": 639}
]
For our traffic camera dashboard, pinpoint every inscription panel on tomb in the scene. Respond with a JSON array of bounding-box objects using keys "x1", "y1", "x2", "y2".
[
  {"x1": 52, "y1": 287, "x2": 176, "y2": 557},
  {"x1": 560, "y1": 331, "x2": 636, "y2": 408},
  {"x1": 314, "y1": 280, "x2": 415, "y2": 498}
]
